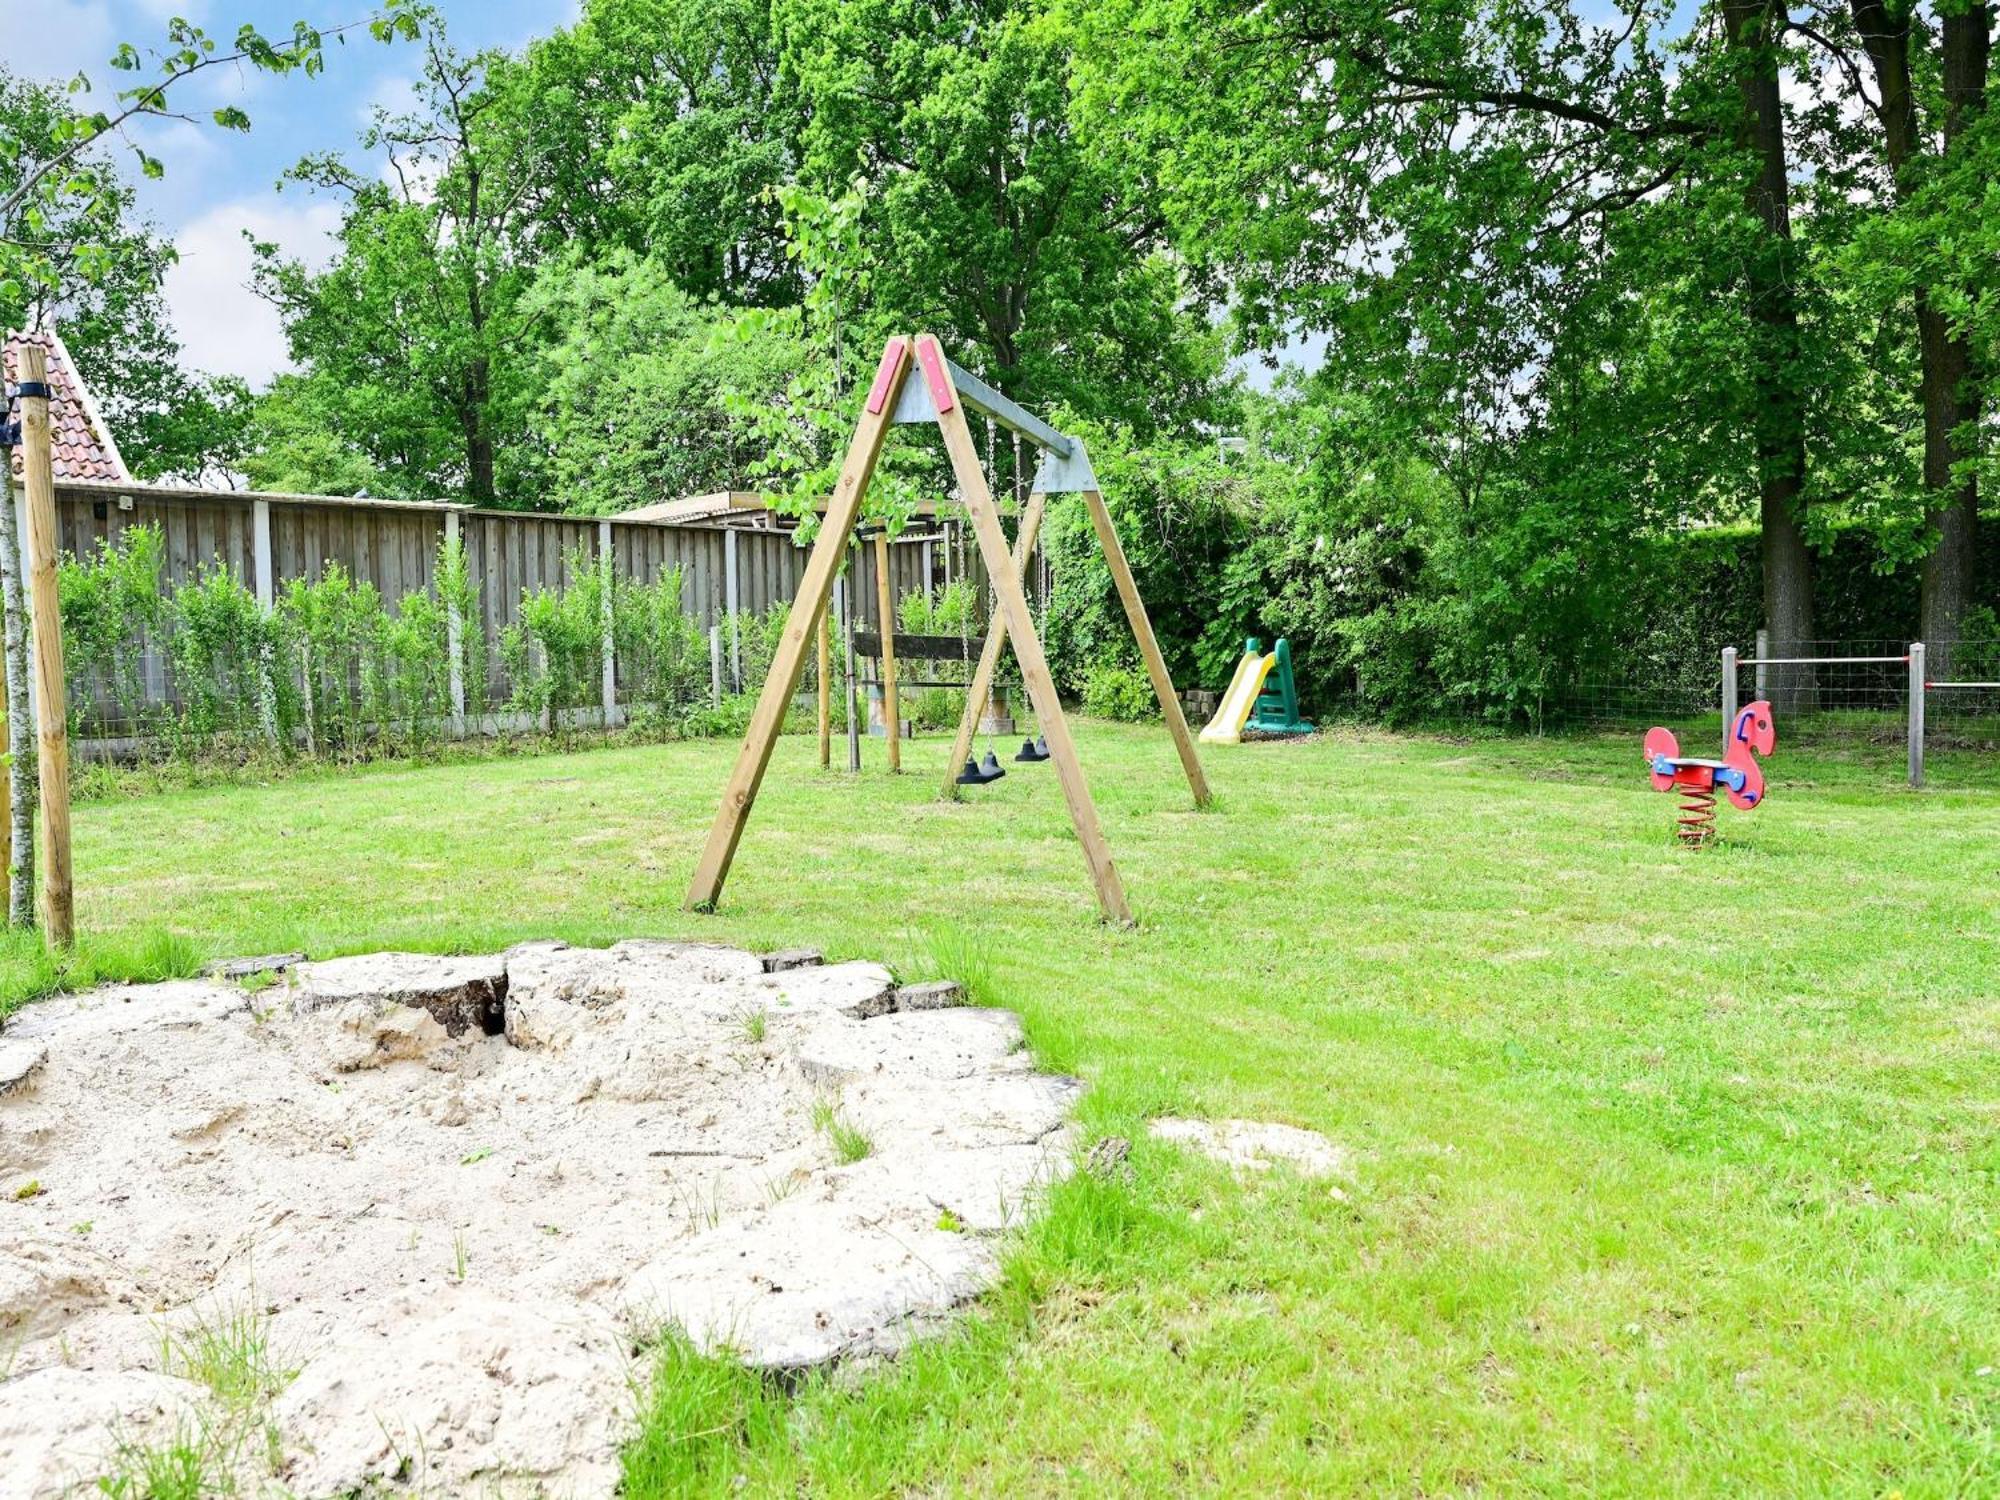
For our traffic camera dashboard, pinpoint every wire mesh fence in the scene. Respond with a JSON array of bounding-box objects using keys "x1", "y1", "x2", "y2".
[
  {"x1": 1351, "y1": 636, "x2": 2000, "y2": 788},
  {"x1": 1923, "y1": 636, "x2": 2000, "y2": 753}
]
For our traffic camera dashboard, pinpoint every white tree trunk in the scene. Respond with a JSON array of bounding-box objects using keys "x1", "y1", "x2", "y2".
[{"x1": 0, "y1": 483, "x2": 36, "y2": 926}]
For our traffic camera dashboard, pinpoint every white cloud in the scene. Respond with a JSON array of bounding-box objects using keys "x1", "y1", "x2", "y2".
[
  {"x1": 363, "y1": 69, "x2": 420, "y2": 121},
  {"x1": 163, "y1": 195, "x2": 341, "y2": 385},
  {"x1": 8, "y1": 0, "x2": 118, "y2": 83}
]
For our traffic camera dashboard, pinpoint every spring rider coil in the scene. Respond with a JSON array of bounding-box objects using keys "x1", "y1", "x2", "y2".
[{"x1": 1643, "y1": 702, "x2": 1775, "y2": 848}]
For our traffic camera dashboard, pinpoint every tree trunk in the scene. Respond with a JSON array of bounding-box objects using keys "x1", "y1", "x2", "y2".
[
  {"x1": 1851, "y1": 0, "x2": 1989, "y2": 671},
  {"x1": 1724, "y1": 0, "x2": 1815, "y2": 710},
  {"x1": 1919, "y1": 5, "x2": 1989, "y2": 672},
  {"x1": 1917, "y1": 300, "x2": 1978, "y2": 669},
  {"x1": 0, "y1": 481, "x2": 35, "y2": 926},
  {"x1": 461, "y1": 357, "x2": 496, "y2": 506}
]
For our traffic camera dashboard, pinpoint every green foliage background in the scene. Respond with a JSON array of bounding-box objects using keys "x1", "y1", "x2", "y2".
[{"x1": 10, "y1": 0, "x2": 2000, "y2": 732}]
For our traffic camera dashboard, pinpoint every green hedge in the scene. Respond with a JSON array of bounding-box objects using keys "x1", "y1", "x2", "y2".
[
  {"x1": 1659, "y1": 521, "x2": 2000, "y2": 648},
  {"x1": 1039, "y1": 421, "x2": 1996, "y2": 726}
]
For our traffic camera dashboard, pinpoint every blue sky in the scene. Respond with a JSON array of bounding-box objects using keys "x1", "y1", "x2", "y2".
[{"x1": 12, "y1": 1, "x2": 578, "y2": 383}]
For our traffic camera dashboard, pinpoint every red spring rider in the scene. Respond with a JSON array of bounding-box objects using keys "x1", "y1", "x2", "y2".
[{"x1": 1643, "y1": 701, "x2": 1775, "y2": 846}]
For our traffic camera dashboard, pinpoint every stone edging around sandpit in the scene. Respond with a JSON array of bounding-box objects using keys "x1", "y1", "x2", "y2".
[{"x1": 0, "y1": 940, "x2": 1080, "y2": 1498}]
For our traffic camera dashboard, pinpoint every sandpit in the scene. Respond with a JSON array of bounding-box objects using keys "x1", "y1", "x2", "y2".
[{"x1": 0, "y1": 941, "x2": 1079, "y2": 1497}]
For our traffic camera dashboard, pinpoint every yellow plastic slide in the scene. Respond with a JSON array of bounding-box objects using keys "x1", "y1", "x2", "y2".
[{"x1": 1200, "y1": 649, "x2": 1275, "y2": 745}]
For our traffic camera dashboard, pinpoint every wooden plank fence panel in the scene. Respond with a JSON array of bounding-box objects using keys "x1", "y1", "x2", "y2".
[{"x1": 52, "y1": 484, "x2": 947, "y2": 737}]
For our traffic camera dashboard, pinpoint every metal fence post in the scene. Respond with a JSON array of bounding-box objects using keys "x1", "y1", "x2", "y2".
[
  {"x1": 1721, "y1": 645, "x2": 1738, "y2": 754},
  {"x1": 444, "y1": 510, "x2": 466, "y2": 737},
  {"x1": 598, "y1": 520, "x2": 617, "y2": 726},
  {"x1": 724, "y1": 528, "x2": 741, "y2": 692},
  {"x1": 1908, "y1": 641, "x2": 1925, "y2": 789},
  {"x1": 252, "y1": 500, "x2": 274, "y2": 611},
  {"x1": 1753, "y1": 628, "x2": 1768, "y2": 702},
  {"x1": 840, "y1": 563, "x2": 860, "y2": 772},
  {"x1": 253, "y1": 499, "x2": 281, "y2": 747}
]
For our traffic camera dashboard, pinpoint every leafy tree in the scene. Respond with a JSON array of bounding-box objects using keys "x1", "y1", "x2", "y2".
[
  {"x1": 238, "y1": 374, "x2": 390, "y2": 496},
  {"x1": 707, "y1": 180, "x2": 934, "y2": 531},
  {"x1": 0, "y1": 73, "x2": 262, "y2": 485},
  {"x1": 256, "y1": 12, "x2": 547, "y2": 505},
  {"x1": 475, "y1": 0, "x2": 801, "y2": 301},
  {"x1": 523, "y1": 250, "x2": 806, "y2": 514},
  {"x1": 1791, "y1": 0, "x2": 1993, "y2": 661},
  {"x1": 778, "y1": 0, "x2": 1227, "y2": 435},
  {"x1": 1067, "y1": 0, "x2": 1842, "y2": 702}
]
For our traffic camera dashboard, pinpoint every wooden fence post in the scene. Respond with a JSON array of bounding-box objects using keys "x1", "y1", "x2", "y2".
[{"x1": 18, "y1": 344, "x2": 72, "y2": 946}]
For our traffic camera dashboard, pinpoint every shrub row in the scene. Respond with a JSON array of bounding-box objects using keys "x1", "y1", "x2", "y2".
[{"x1": 54, "y1": 524, "x2": 821, "y2": 760}]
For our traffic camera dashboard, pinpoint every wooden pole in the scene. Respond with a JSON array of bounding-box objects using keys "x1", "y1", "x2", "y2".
[
  {"x1": 816, "y1": 604, "x2": 832, "y2": 769},
  {"x1": 873, "y1": 530, "x2": 901, "y2": 771},
  {"x1": 1079, "y1": 489, "x2": 1212, "y2": 808},
  {"x1": 686, "y1": 337, "x2": 912, "y2": 912},
  {"x1": 17, "y1": 344, "x2": 72, "y2": 946},
  {"x1": 940, "y1": 491, "x2": 1047, "y2": 799},
  {"x1": 926, "y1": 338, "x2": 1130, "y2": 924}
]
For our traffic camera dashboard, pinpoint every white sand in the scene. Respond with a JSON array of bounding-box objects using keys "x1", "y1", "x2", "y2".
[{"x1": 0, "y1": 941, "x2": 1077, "y2": 1497}]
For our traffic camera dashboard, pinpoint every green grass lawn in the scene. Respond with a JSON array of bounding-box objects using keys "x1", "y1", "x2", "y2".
[{"x1": 23, "y1": 720, "x2": 2000, "y2": 1494}]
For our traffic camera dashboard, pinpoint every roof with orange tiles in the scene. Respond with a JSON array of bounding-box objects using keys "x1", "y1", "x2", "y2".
[{"x1": 4, "y1": 329, "x2": 132, "y2": 486}]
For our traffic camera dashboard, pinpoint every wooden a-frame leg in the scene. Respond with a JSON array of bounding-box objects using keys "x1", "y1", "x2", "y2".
[
  {"x1": 686, "y1": 341, "x2": 911, "y2": 912},
  {"x1": 940, "y1": 490, "x2": 1048, "y2": 800},
  {"x1": 873, "y1": 530, "x2": 901, "y2": 771},
  {"x1": 1080, "y1": 488, "x2": 1212, "y2": 808},
  {"x1": 932, "y1": 381, "x2": 1131, "y2": 924}
]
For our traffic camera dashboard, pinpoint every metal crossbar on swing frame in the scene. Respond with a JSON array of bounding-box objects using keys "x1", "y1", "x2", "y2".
[{"x1": 685, "y1": 333, "x2": 1212, "y2": 925}]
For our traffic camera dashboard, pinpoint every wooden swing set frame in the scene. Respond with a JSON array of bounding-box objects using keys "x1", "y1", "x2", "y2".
[{"x1": 685, "y1": 333, "x2": 1210, "y2": 925}]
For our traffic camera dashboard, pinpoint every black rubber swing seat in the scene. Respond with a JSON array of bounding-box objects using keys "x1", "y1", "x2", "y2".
[
  {"x1": 1015, "y1": 735, "x2": 1050, "y2": 763},
  {"x1": 956, "y1": 751, "x2": 1008, "y2": 786}
]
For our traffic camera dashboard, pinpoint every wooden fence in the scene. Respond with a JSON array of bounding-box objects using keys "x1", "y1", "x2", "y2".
[{"x1": 47, "y1": 480, "x2": 991, "y2": 734}]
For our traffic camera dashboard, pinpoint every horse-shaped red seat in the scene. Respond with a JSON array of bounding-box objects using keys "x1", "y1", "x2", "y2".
[{"x1": 1644, "y1": 701, "x2": 1774, "y2": 843}]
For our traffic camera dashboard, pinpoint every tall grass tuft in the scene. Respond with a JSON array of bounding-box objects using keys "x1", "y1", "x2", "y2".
[
  {"x1": 913, "y1": 923, "x2": 998, "y2": 1007},
  {"x1": 91, "y1": 1427, "x2": 212, "y2": 1500},
  {"x1": 0, "y1": 926, "x2": 205, "y2": 1027},
  {"x1": 160, "y1": 1298, "x2": 291, "y2": 1410},
  {"x1": 620, "y1": 1328, "x2": 794, "y2": 1498}
]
